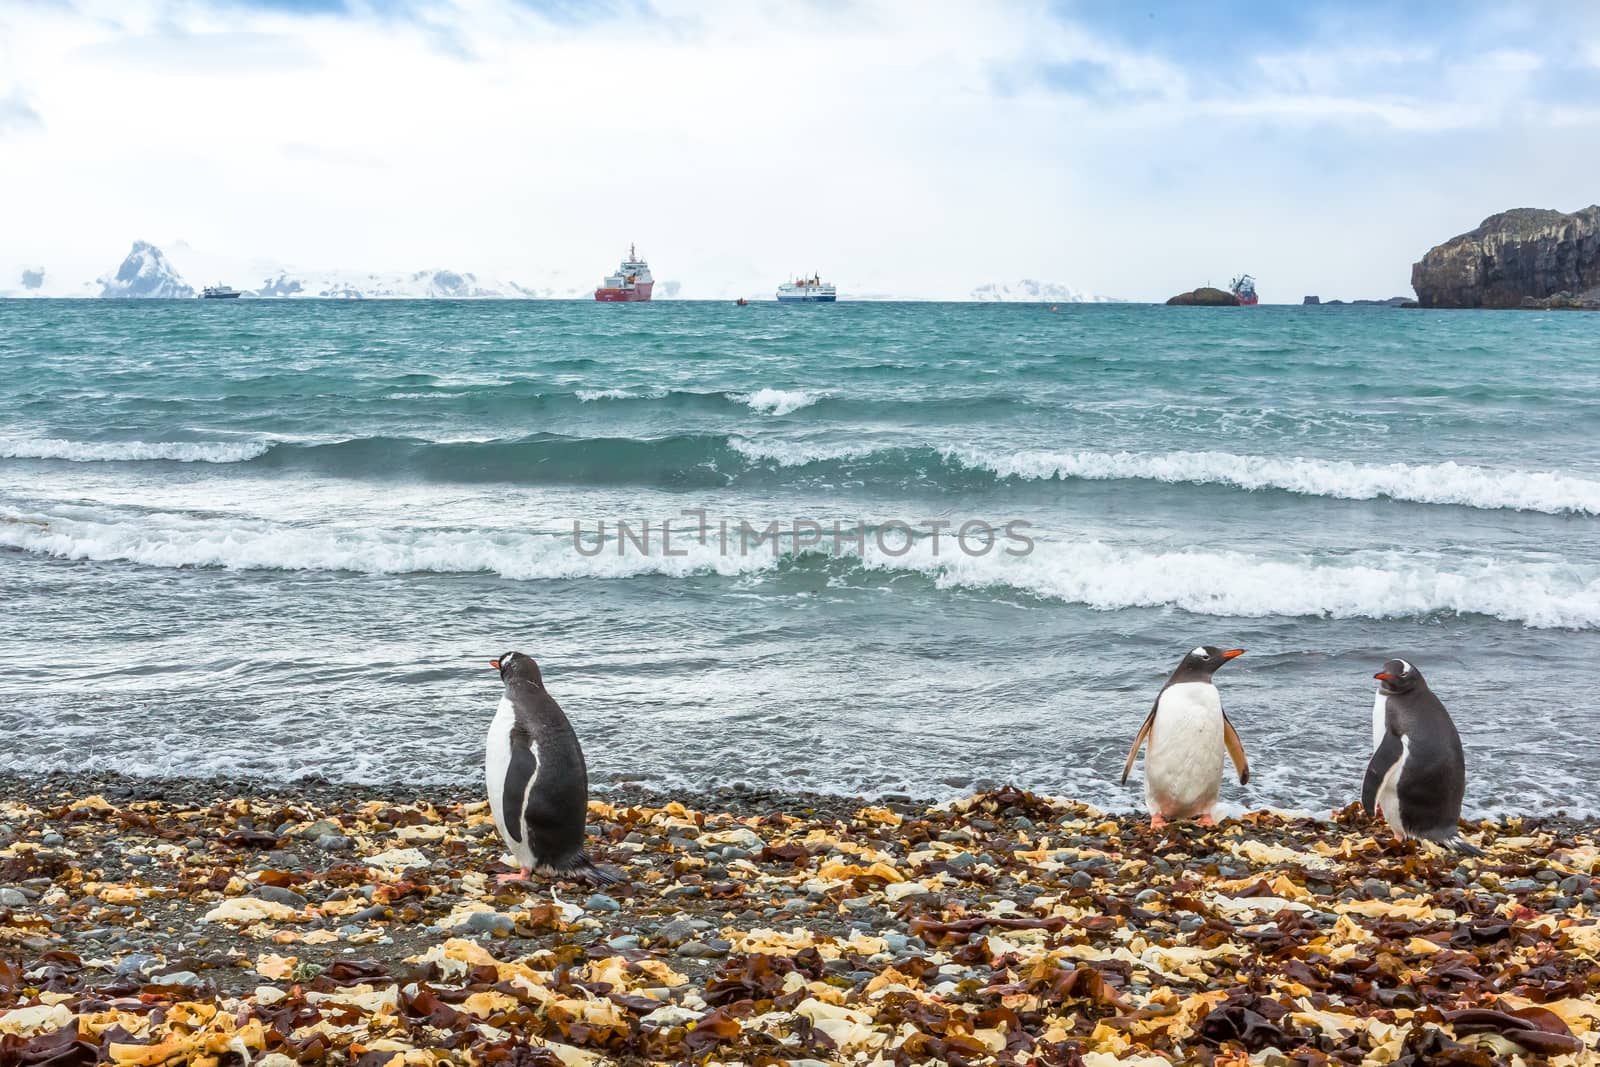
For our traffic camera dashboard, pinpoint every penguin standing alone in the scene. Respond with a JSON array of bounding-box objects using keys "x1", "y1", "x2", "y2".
[
  {"x1": 1362, "y1": 658, "x2": 1481, "y2": 855},
  {"x1": 485, "y1": 652, "x2": 620, "y2": 884},
  {"x1": 1122, "y1": 646, "x2": 1250, "y2": 827}
]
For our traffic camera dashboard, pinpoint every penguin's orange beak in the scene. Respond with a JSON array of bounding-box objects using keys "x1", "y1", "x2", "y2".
[
  {"x1": 1374, "y1": 671, "x2": 1393, "y2": 681},
  {"x1": 1222, "y1": 648, "x2": 1245, "y2": 659},
  {"x1": 489, "y1": 659, "x2": 501, "y2": 670}
]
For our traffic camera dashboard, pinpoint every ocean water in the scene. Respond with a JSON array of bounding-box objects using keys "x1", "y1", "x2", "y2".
[{"x1": 2, "y1": 299, "x2": 1597, "y2": 817}]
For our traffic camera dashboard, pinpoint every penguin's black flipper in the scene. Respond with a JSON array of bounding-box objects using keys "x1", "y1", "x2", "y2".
[
  {"x1": 1361, "y1": 732, "x2": 1404, "y2": 816},
  {"x1": 501, "y1": 732, "x2": 538, "y2": 844},
  {"x1": 1120, "y1": 702, "x2": 1159, "y2": 785},
  {"x1": 1222, "y1": 712, "x2": 1249, "y2": 785}
]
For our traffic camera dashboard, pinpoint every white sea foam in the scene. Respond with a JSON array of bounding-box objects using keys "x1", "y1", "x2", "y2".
[
  {"x1": 949, "y1": 447, "x2": 1600, "y2": 516},
  {"x1": 5, "y1": 507, "x2": 1598, "y2": 628},
  {"x1": 726, "y1": 436, "x2": 870, "y2": 466},
  {"x1": 575, "y1": 388, "x2": 667, "y2": 402},
  {"x1": 855, "y1": 540, "x2": 1600, "y2": 630},
  {"x1": 738, "y1": 388, "x2": 819, "y2": 416},
  {"x1": 0, "y1": 437, "x2": 272, "y2": 463}
]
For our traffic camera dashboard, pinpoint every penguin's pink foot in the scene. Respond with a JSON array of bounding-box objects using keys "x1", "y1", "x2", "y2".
[
  {"x1": 1149, "y1": 814, "x2": 1168, "y2": 829},
  {"x1": 496, "y1": 869, "x2": 532, "y2": 884},
  {"x1": 1197, "y1": 814, "x2": 1216, "y2": 827}
]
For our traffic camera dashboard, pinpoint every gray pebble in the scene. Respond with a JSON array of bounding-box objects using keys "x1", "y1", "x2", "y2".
[
  {"x1": 1362, "y1": 879, "x2": 1391, "y2": 899},
  {"x1": 464, "y1": 912, "x2": 515, "y2": 936},
  {"x1": 115, "y1": 954, "x2": 156, "y2": 976},
  {"x1": 676, "y1": 939, "x2": 731, "y2": 959},
  {"x1": 1178, "y1": 916, "x2": 1206, "y2": 932},
  {"x1": 0, "y1": 888, "x2": 26, "y2": 908},
  {"x1": 316, "y1": 834, "x2": 354, "y2": 852},
  {"x1": 1068, "y1": 871, "x2": 1094, "y2": 889},
  {"x1": 1533, "y1": 869, "x2": 1559, "y2": 883},
  {"x1": 296, "y1": 819, "x2": 342, "y2": 840},
  {"x1": 585, "y1": 893, "x2": 621, "y2": 912},
  {"x1": 1559, "y1": 875, "x2": 1586, "y2": 895},
  {"x1": 657, "y1": 918, "x2": 711, "y2": 946},
  {"x1": 352, "y1": 905, "x2": 388, "y2": 923},
  {"x1": 41, "y1": 832, "x2": 64, "y2": 847},
  {"x1": 606, "y1": 934, "x2": 641, "y2": 951},
  {"x1": 947, "y1": 853, "x2": 978, "y2": 870},
  {"x1": 1504, "y1": 879, "x2": 1540, "y2": 893},
  {"x1": 250, "y1": 886, "x2": 309, "y2": 909}
]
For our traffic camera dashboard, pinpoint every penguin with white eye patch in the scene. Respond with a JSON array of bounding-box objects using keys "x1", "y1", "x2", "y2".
[
  {"x1": 485, "y1": 651, "x2": 622, "y2": 884},
  {"x1": 1121, "y1": 645, "x2": 1250, "y2": 828},
  {"x1": 1363, "y1": 658, "x2": 1481, "y2": 855}
]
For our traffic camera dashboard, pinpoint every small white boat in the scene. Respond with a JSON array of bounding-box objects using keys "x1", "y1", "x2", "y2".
[{"x1": 201, "y1": 284, "x2": 243, "y2": 299}]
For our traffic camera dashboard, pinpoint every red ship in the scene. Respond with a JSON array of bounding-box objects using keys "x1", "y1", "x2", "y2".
[
  {"x1": 1230, "y1": 274, "x2": 1259, "y2": 305},
  {"x1": 594, "y1": 244, "x2": 654, "y2": 302}
]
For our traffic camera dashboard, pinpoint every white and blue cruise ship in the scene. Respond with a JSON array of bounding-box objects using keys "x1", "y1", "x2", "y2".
[{"x1": 776, "y1": 274, "x2": 837, "y2": 302}]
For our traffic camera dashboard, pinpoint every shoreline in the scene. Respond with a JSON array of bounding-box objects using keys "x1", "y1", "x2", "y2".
[
  {"x1": 3, "y1": 769, "x2": 1595, "y2": 835},
  {"x1": 3, "y1": 774, "x2": 1599, "y2": 1064}
]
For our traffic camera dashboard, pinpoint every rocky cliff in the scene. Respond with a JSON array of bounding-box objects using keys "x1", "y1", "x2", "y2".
[{"x1": 1411, "y1": 206, "x2": 1600, "y2": 308}]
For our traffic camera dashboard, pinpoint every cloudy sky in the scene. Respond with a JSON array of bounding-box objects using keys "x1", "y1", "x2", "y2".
[{"x1": 2, "y1": 0, "x2": 1597, "y2": 300}]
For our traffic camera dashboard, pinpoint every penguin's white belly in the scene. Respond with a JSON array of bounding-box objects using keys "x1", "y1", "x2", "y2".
[
  {"x1": 1376, "y1": 735, "x2": 1410, "y2": 838},
  {"x1": 1145, "y1": 682, "x2": 1225, "y2": 818},
  {"x1": 1371, "y1": 689, "x2": 1386, "y2": 751},
  {"x1": 484, "y1": 697, "x2": 536, "y2": 869}
]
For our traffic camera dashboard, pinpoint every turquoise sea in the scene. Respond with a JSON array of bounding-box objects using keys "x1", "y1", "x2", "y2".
[{"x1": 1, "y1": 300, "x2": 1597, "y2": 816}]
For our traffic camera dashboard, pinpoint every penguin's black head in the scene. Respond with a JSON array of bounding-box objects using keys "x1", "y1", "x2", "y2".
[
  {"x1": 1375, "y1": 658, "x2": 1421, "y2": 695},
  {"x1": 1179, "y1": 645, "x2": 1244, "y2": 674},
  {"x1": 489, "y1": 651, "x2": 543, "y2": 686}
]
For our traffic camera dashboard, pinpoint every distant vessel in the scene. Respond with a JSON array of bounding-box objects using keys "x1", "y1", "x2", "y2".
[
  {"x1": 735, "y1": 297, "x2": 748, "y2": 306},
  {"x1": 1229, "y1": 274, "x2": 1259, "y2": 305},
  {"x1": 776, "y1": 274, "x2": 836, "y2": 303},
  {"x1": 200, "y1": 284, "x2": 242, "y2": 300},
  {"x1": 595, "y1": 245, "x2": 654, "y2": 302}
]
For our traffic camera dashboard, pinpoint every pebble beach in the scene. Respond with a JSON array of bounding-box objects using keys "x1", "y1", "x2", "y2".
[{"x1": 3, "y1": 774, "x2": 1599, "y2": 1066}]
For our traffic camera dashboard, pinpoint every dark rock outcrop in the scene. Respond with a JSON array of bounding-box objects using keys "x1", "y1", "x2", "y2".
[
  {"x1": 1411, "y1": 206, "x2": 1600, "y2": 308},
  {"x1": 1303, "y1": 295, "x2": 1320, "y2": 305},
  {"x1": 1166, "y1": 286, "x2": 1238, "y2": 306}
]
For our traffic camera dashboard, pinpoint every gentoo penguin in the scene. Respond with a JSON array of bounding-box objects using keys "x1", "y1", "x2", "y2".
[
  {"x1": 1362, "y1": 659, "x2": 1481, "y2": 855},
  {"x1": 485, "y1": 652, "x2": 620, "y2": 884},
  {"x1": 1121, "y1": 646, "x2": 1250, "y2": 827}
]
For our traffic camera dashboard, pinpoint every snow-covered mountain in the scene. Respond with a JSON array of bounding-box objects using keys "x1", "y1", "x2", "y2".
[
  {"x1": 970, "y1": 279, "x2": 1117, "y2": 303},
  {"x1": 99, "y1": 241, "x2": 194, "y2": 298},
  {"x1": 252, "y1": 269, "x2": 545, "y2": 300}
]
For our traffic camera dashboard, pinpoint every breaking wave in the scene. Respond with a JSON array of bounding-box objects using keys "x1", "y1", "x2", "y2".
[
  {"x1": 7, "y1": 430, "x2": 1599, "y2": 515},
  {"x1": 5, "y1": 506, "x2": 1597, "y2": 628},
  {"x1": 0, "y1": 438, "x2": 273, "y2": 463},
  {"x1": 737, "y1": 388, "x2": 819, "y2": 415},
  {"x1": 950, "y1": 448, "x2": 1600, "y2": 516}
]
